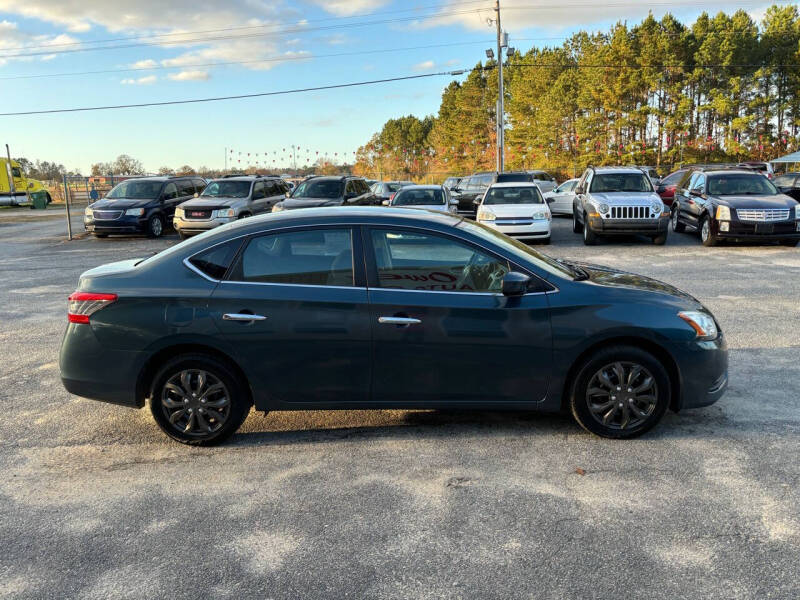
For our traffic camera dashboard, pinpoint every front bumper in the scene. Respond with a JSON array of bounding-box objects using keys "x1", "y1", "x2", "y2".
[
  {"x1": 85, "y1": 214, "x2": 148, "y2": 234},
  {"x1": 483, "y1": 219, "x2": 551, "y2": 239},
  {"x1": 588, "y1": 215, "x2": 669, "y2": 235},
  {"x1": 174, "y1": 215, "x2": 234, "y2": 235},
  {"x1": 671, "y1": 333, "x2": 728, "y2": 410},
  {"x1": 715, "y1": 219, "x2": 800, "y2": 241}
]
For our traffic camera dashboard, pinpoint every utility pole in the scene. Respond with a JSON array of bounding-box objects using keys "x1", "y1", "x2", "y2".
[
  {"x1": 224, "y1": 147, "x2": 228, "y2": 172},
  {"x1": 494, "y1": 0, "x2": 505, "y2": 172}
]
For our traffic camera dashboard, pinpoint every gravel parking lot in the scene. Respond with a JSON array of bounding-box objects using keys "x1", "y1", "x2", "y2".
[{"x1": 1, "y1": 214, "x2": 798, "y2": 599}]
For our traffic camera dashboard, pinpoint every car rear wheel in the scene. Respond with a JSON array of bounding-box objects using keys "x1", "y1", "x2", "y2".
[
  {"x1": 780, "y1": 239, "x2": 799, "y2": 247},
  {"x1": 94, "y1": 234, "x2": 108, "y2": 238},
  {"x1": 671, "y1": 206, "x2": 686, "y2": 232},
  {"x1": 572, "y1": 208, "x2": 583, "y2": 233},
  {"x1": 147, "y1": 214, "x2": 164, "y2": 238},
  {"x1": 570, "y1": 345, "x2": 670, "y2": 439},
  {"x1": 700, "y1": 216, "x2": 718, "y2": 247},
  {"x1": 149, "y1": 354, "x2": 251, "y2": 446}
]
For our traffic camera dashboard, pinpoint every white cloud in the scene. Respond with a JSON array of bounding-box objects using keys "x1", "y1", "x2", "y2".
[
  {"x1": 121, "y1": 75, "x2": 157, "y2": 85},
  {"x1": 308, "y1": 0, "x2": 390, "y2": 17},
  {"x1": 0, "y1": 20, "x2": 80, "y2": 66},
  {"x1": 130, "y1": 58, "x2": 158, "y2": 69},
  {"x1": 413, "y1": 60, "x2": 436, "y2": 71},
  {"x1": 167, "y1": 69, "x2": 210, "y2": 81}
]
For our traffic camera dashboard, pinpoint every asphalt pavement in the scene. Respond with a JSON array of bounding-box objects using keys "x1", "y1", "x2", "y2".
[{"x1": 0, "y1": 215, "x2": 798, "y2": 599}]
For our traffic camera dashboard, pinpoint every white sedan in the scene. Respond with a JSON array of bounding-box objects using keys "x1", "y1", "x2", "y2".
[
  {"x1": 475, "y1": 182, "x2": 552, "y2": 244},
  {"x1": 544, "y1": 178, "x2": 579, "y2": 215}
]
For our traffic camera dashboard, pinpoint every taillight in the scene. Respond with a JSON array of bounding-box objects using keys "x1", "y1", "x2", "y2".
[{"x1": 67, "y1": 292, "x2": 117, "y2": 324}]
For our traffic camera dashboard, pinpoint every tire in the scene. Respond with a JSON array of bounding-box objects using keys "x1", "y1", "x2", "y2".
[
  {"x1": 700, "y1": 216, "x2": 718, "y2": 247},
  {"x1": 780, "y1": 239, "x2": 799, "y2": 247},
  {"x1": 540, "y1": 236, "x2": 551, "y2": 245},
  {"x1": 147, "y1": 213, "x2": 164, "y2": 238},
  {"x1": 582, "y1": 214, "x2": 597, "y2": 245},
  {"x1": 177, "y1": 231, "x2": 189, "y2": 241},
  {"x1": 149, "y1": 354, "x2": 252, "y2": 446},
  {"x1": 572, "y1": 208, "x2": 583, "y2": 233},
  {"x1": 94, "y1": 233, "x2": 108, "y2": 238},
  {"x1": 652, "y1": 233, "x2": 667, "y2": 245},
  {"x1": 671, "y1": 206, "x2": 686, "y2": 233},
  {"x1": 569, "y1": 345, "x2": 671, "y2": 439},
  {"x1": 45, "y1": 192, "x2": 53, "y2": 204}
]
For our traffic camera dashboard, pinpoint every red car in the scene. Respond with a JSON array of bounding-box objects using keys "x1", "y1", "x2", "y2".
[{"x1": 656, "y1": 169, "x2": 689, "y2": 206}]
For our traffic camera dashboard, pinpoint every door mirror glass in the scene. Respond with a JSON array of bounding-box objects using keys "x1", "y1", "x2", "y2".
[{"x1": 501, "y1": 272, "x2": 530, "y2": 296}]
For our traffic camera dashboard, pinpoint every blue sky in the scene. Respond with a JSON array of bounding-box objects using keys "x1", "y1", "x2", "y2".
[{"x1": 0, "y1": 0, "x2": 776, "y2": 173}]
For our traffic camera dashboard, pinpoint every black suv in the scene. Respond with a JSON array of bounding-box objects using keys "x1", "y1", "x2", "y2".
[
  {"x1": 672, "y1": 168, "x2": 800, "y2": 247},
  {"x1": 85, "y1": 176, "x2": 206, "y2": 238},
  {"x1": 272, "y1": 175, "x2": 377, "y2": 211}
]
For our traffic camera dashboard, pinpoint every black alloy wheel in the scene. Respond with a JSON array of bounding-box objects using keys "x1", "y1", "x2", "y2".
[
  {"x1": 570, "y1": 345, "x2": 670, "y2": 439},
  {"x1": 150, "y1": 354, "x2": 251, "y2": 445}
]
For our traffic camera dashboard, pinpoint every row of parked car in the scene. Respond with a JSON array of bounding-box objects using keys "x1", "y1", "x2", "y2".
[{"x1": 83, "y1": 163, "x2": 800, "y2": 248}]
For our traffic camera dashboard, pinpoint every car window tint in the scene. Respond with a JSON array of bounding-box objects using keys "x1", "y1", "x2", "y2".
[
  {"x1": 229, "y1": 229, "x2": 353, "y2": 286},
  {"x1": 773, "y1": 174, "x2": 797, "y2": 187},
  {"x1": 252, "y1": 181, "x2": 265, "y2": 199},
  {"x1": 660, "y1": 171, "x2": 684, "y2": 186},
  {"x1": 565, "y1": 180, "x2": 577, "y2": 192},
  {"x1": 177, "y1": 180, "x2": 195, "y2": 197},
  {"x1": 692, "y1": 175, "x2": 706, "y2": 192},
  {"x1": 484, "y1": 186, "x2": 543, "y2": 205},
  {"x1": 370, "y1": 229, "x2": 509, "y2": 293},
  {"x1": 189, "y1": 239, "x2": 243, "y2": 280}
]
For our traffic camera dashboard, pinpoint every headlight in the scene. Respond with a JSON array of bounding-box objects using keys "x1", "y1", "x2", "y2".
[
  {"x1": 212, "y1": 208, "x2": 236, "y2": 219},
  {"x1": 125, "y1": 208, "x2": 145, "y2": 216},
  {"x1": 794, "y1": 203, "x2": 800, "y2": 219},
  {"x1": 532, "y1": 208, "x2": 549, "y2": 220},
  {"x1": 715, "y1": 205, "x2": 731, "y2": 220},
  {"x1": 84, "y1": 207, "x2": 92, "y2": 217},
  {"x1": 598, "y1": 203, "x2": 609, "y2": 214},
  {"x1": 678, "y1": 311, "x2": 718, "y2": 340},
  {"x1": 272, "y1": 204, "x2": 284, "y2": 213},
  {"x1": 174, "y1": 207, "x2": 184, "y2": 218},
  {"x1": 651, "y1": 200, "x2": 664, "y2": 214},
  {"x1": 477, "y1": 208, "x2": 495, "y2": 221}
]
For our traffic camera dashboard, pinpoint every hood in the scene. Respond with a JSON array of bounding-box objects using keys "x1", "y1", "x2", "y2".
[
  {"x1": 590, "y1": 192, "x2": 661, "y2": 205},
  {"x1": 483, "y1": 203, "x2": 549, "y2": 217},
  {"x1": 565, "y1": 260, "x2": 701, "y2": 306},
  {"x1": 81, "y1": 258, "x2": 142, "y2": 279},
  {"x1": 281, "y1": 197, "x2": 343, "y2": 209},
  {"x1": 90, "y1": 198, "x2": 154, "y2": 210},
  {"x1": 715, "y1": 194, "x2": 797, "y2": 209},
  {"x1": 179, "y1": 197, "x2": 239, "y2": 209}
]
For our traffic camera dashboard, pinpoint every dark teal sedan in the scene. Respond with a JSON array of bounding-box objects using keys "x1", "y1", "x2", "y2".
[{"x1": 60, "y1": 207, "x2": 727, "y2": 445}]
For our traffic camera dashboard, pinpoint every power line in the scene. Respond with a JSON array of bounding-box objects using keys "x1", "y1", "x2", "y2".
[
  {"x1": 5, "y1": 61, "x2": 798, "y2": 117},
  {"x1": 0, "y1": 39, "x2": 494, "y2": 81}
]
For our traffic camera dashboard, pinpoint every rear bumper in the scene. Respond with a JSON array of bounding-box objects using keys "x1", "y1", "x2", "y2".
[{"x1": 588, "y1": 215, "x2": 669, "y2": 235}]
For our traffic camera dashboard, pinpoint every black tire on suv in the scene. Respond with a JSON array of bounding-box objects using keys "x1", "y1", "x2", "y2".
[
  {"x1": 700, "y1": 215, "x2": 718, "y2": 247},
  {"x1": 671, "y1": 205, "x2": 686, "y2": 233},
  {"x1": 572, "y1": 208, "x2": 583, "y2": 233},
  {"x1": 147, "y1": 213, "x2": 164, "y2": 238},
  {"x1": 582, "y1": 214, "x2": 597, "y2": 245},
  {"x1": 570, "y1": 345, "x2": 671, "y2": 439}
]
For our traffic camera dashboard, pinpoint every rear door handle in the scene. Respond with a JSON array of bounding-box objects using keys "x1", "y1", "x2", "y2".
[
  {"x1": 223, "y1": 313, "x2": 267, "y2": 321},
  {"x1": 378, "y1": 316, "x2": 421, "y2": 326}
]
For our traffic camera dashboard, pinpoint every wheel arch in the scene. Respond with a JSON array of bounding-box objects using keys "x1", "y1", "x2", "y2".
[
  {"x1": 136, "y1": 342, "x2": 253, "y2": 408},
  {"x1": 560, "y1": 335, "x2": 682, "y2": 413}
]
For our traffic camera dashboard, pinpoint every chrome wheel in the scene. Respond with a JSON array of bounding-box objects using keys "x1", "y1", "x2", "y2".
[
  {"x1": 671, "y1": 208, "x2": 679, "y2": 230},
  {"x1": 586, "y1": 362, "x2": 657, "y2": 430},
  {"x1": 701, "y1": 219, "x2": 710, "y2": 243},
  {"x1": 160, "y1": 369, "x2": 231, "y2": 436}
]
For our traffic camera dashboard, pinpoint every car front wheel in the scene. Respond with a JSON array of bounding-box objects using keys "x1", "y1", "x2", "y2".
[
  {"x1": 582, "y1": 214, "x2": 597, "y2": 245},
  {"x1": 572, "y1": 208, "x2": 583, "y2": 233},
  {"x1": 671, "y1": 206, "x2": 686, "y2": 232},
  {"x1": 700, "y1": 216, "x2": 718, "y2": 247},
  {"x1": 570, "y1": 345, "x2": 670, "y2": 439},
  {"x1": 147, "y1": 213, "x2": 164, "y2": 238},
  {"x1": 149, "y1": 354, "x2": 252, "y2": 446}
]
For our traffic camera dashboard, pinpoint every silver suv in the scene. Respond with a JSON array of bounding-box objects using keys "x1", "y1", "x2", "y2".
[
  {"x1": 572, "y1": 166, "x2": 669, "y2": 245},
  {"x1": 174, "y1": 175, "x2": 290, "y2": 238}
]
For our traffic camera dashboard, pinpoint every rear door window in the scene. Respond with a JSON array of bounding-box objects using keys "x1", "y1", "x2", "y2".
[
  {"x1": 252, "y1": 181, "x2": 266, "y2": 199},
  {"x1": 162, "y1": 183, "x2": 178, "y2": 201},
  {"x1": 228, "y1": 228, "x2": 354, "y2": 287},
  {"x1": 177, "y1": 180, "x2": 195, "y2": 197}
]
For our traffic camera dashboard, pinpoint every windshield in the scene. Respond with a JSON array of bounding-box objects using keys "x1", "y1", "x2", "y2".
[
  {"x1": 107, "y1": 180, "x2": 162, "y2": 200},
  {"x1": 458, "y1": 220, "x2": 576, "y2": 280},
  {"x1": 392, "y1": 188, "x2": 445, "y2": 206},
  {"x1": 708, "y1": 174, "x2": 778, "y2": 196},
  {"x1": 590, "y1": 173, "x2": 653, "y2": 193},
  {"x1": 484, "y1": 186, "x2": 543, "y2": 205},
  {"x1": 202, "y1": 181, "x2": 251, "y2": 198},
  {"x1": 292, "y1": 179, "x2": 343, "y2": 199},
  {"x1": 496, "y1": 173, "x2": 531, "y2": 183}
]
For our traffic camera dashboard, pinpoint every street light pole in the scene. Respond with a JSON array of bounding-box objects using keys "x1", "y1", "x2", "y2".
[{"x1": 495, "y1": 0, "x2": 504, "y2": 173}]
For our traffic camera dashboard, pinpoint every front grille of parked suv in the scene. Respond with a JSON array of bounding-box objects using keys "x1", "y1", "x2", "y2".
[
  {"x1": 609, "y1": 206, "x2": 649, "y2": 219},
  {"x1": 736, "y1": 208, "x2": 790, "y2": 222},
  {"x1": 185, "y1": 209, "x2": 213, "y2": 220},
  {"x1": 92, "y1": 210, "x2": 123, "y2": 220}
]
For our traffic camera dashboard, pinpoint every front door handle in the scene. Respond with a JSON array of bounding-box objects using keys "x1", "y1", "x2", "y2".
[
  {"x1": 378, "y1": 316, "x2": 421, "y2": 326},
  {"x1": 223, "y1": 313, "x2": 267, "y2": 322}
]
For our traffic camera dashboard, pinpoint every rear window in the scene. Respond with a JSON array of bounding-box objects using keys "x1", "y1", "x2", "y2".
[
  {"x1": 496, "y1": 173, "x2": 532, "y2": 183},
  {"x1": 188, "y1": 239, "x2": 243, "y2": 280}
]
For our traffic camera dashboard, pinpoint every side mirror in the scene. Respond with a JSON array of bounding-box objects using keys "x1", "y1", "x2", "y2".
[
  {"x1": 689, "y1": 189, "x2": 704, "y2": 197},
  {"x1": 381, "y1": 199, "x2": 390, "y2": 206},
  {"x1": 546, "y1": 196, "x2": 554, "y2": 203},
  {"x1": 193, "y1": 192, "x2": 199, "y2": 198},
  {"x1": 502, "y1": 272, "x2": 530, "y2": 297}
]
